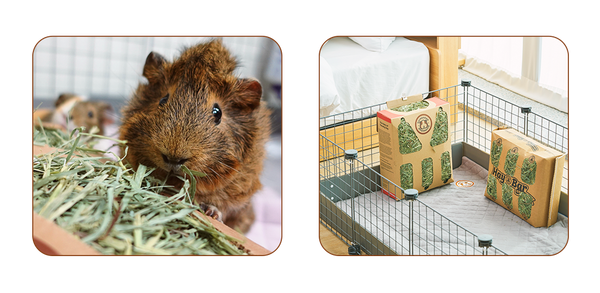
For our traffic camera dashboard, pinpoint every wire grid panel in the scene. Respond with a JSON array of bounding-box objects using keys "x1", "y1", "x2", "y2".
[
  {"x1": 335, "y1": 192, "x2": 507, "y2": 255},
  {"x1": 319, "y1": 86, "x2": 463, "y2": 167},
  {"x1": 461, "y1": 85, "x2": 526, "y2": 152},
  {"x1": 320, "y1": 134, "x2": 402, "y2": 255},
  {"x1": 319, "y1": 141, "x2": 506, "y2": 255},
  {"x1": 319, "y1": 103, "x2": 388, "y2": 168},
  {"x1": 33, "y1": 36, "x2": 280, "y2": 101},
  {"x1": 408, "y1": 199, "x2": 504, "y2": 255},
  {"x1": 459, "y1": 84, "x2": 568, "y2": 194}
]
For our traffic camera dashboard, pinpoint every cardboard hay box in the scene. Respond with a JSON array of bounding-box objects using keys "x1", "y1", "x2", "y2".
[
  {"x1": 378, "y1": 95, "x2": 453, "y2": 199},
  {"x1": 484, "y1": 127, "x2": 566, "y2": 227}
]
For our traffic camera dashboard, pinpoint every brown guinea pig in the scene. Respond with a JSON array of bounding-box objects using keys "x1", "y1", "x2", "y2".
[
  {"x1": 38, "y1": 93, "x2": 83, "y2": 129},
  {"x1": 67, "y1": 101, "x2": 115, "y2": 135},
  {"x1": 119, "y1": 39, "x2": 271, "y2": 233}
]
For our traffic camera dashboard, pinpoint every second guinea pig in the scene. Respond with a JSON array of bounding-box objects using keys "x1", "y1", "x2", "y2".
[{"x1": 67, "y1": 100, "x2": 115, "y2": 136}]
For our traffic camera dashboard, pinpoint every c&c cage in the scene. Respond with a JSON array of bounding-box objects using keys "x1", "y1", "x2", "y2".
[{"x1": 319, "y1": 80, "x2": 568, "y2": 255}]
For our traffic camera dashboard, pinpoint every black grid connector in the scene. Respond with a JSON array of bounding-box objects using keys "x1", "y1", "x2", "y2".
[
  {"x1": 348, "y1": 243, "x2": 361, "y2": 255},
  {"x1": 461, "y1": 79, "x2": 472, "y2": 87},
  {"x1": 520, "y1": 107, "x2": 532, "y2": 114}
]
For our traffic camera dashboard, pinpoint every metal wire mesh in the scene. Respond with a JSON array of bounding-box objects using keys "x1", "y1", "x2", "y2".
[
  {"x1": 459, "y1": 83, "x2": 568, "y2": 193},
  {"x1": 33, "y1": 36, "x2": 281, "y2": 106},
  {"x1": 319, "y1": 81, "x2": 568, "y2": 255}
]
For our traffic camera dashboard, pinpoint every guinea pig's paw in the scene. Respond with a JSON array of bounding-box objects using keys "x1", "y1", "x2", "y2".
[{"x1": 199, "y1": 203, "x2": 223, "y2": 222}]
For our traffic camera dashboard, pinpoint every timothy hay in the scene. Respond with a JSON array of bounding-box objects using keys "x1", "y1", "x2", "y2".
[{"x1": 33, "y1": 126, "x2": 247, "y2": 255}]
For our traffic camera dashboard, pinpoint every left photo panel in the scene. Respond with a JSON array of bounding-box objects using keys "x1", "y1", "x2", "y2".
[{"x1": 32, "y1": 36, "x2": 282, "y2": 255}]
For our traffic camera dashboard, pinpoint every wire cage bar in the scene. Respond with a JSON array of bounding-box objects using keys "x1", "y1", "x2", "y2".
[{"x1": 319, "y1": 80, "x2": 568, "y2": 255}]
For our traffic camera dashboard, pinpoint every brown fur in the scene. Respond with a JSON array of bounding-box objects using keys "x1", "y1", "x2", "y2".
[
  {"x1": 69, "y1": 101, "x2": 113, "y2": 135},
  {"x1": 119, "y1": 39, "x2": 271, "y2": 233}
]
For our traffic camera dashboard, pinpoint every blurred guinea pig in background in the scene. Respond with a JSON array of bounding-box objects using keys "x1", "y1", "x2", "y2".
[
  {"x1": 34, "y1": 93, "x2": 115, "y2": 135},
  {"x1": 35, "y1": 93, "x2": 120, "y2": 158},
  {"x1": 66, "y1": 99, "x2": 115, "y2": 136}
]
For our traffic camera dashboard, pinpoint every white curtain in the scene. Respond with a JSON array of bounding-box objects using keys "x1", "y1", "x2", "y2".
[
  {"x1": 460, "y1": 37, "x2": 568, "y2": 113},
  {"x1": 539, "y1": 37, "x2": 568, "y2": 98}
]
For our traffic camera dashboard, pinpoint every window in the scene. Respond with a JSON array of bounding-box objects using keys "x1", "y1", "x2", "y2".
[
  {"x1": 460, "y1": 37, "x2": 568, "y2": 113},
  {"x1": 539, "y1": 37, "x2": 568, "y2": 97}
]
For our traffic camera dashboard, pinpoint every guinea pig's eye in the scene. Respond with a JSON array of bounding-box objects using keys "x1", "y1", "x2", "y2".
[
  {"x1": 69, "y1": 115, "x2": 73, "y2": 121},
  {"x1": 88, "y1": 111, "x2": 93, "y2": 118},
  {"x1": 212, "y1": 103, "x2": 222, "y2": 124},
  {"x1": 159, "y1": 94, "x2": 169, "y2": 106}
]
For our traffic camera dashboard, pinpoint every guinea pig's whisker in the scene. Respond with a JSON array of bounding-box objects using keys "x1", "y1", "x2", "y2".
[
  {"x1": 216, "y1": 160, "x2": 241, "y2": 173},
  {"x1": 205, "y1": 166, "x2": 238, "y2": 191},
  {"x1": 217, "y1": 161, "x2": 245, "y2": 183},
  {"x1": 204, "y1": 167, "x2": 223, "y2": 189}
]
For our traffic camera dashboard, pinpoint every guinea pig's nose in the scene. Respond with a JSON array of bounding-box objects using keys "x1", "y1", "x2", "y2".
[{"x1": 161, "y1": 153, "x2": 189, "y2": 166}]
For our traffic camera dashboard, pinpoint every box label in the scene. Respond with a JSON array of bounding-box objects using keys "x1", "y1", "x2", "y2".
[{"x1": 490, "y1": 166, "x2": 530, "y2": 195}]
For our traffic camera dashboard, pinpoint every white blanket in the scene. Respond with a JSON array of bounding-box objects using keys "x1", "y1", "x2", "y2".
[
  {"x1": 336, "y1": 157, "x2": 568, "y2": 255},
  {"x1": 320, "y1": 37, "x2": 429, "y2": 118}
]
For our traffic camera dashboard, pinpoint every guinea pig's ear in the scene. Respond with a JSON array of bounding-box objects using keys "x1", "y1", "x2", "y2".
[
  {"x1": 143, "y1": 52, "x2": 166, "y2": 84},
  {"x1": 55, "y1": 93, "x2": 82, "y2": 108},
  {"x1": 96, "y1": 102, "x2": 116, "y2": 126},
  {"x1": 232, "y1": 78, "x2": 262, "y2": 113}
]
